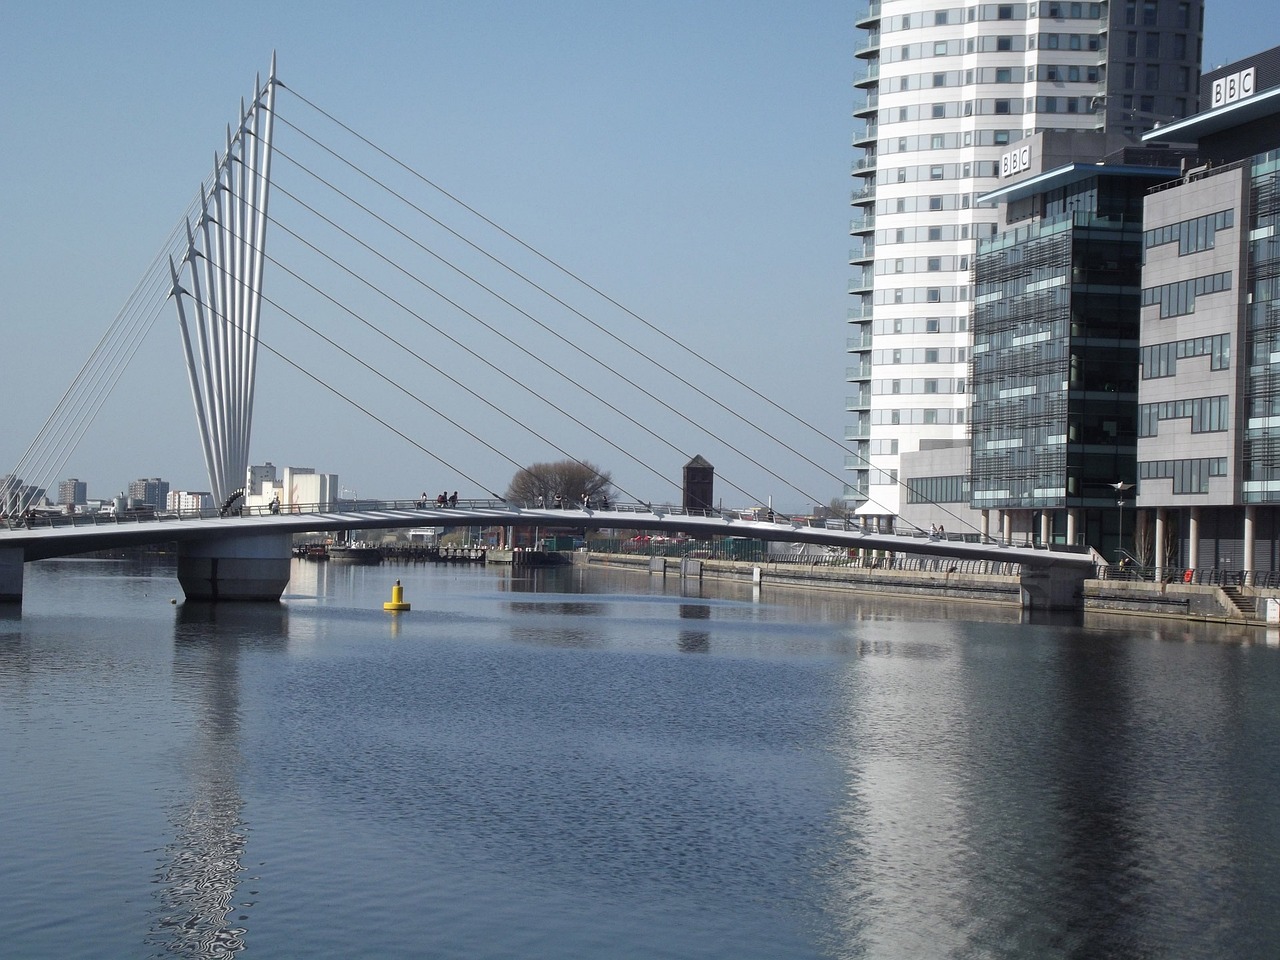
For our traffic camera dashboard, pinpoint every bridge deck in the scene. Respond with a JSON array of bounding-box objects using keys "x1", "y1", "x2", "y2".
[{"x1": 1, "y1": 499, "x2": 1099, "y2": 569}]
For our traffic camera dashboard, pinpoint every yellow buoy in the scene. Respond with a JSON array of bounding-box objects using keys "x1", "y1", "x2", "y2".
[{"x1": 383, "y1": 579, "x2": 411, "y2": 612}]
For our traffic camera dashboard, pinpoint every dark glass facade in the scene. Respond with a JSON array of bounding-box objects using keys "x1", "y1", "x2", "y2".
[
  {"x1": 1243, "y1": 151, "x2": 1280, "y2": 502},
  {"x1": 971, "y1": 175, "x2": 1154, "y2": 512}
]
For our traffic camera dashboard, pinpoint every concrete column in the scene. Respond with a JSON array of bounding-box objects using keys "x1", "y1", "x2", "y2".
[
  {"x1": 177, "y1": 532, "x2": 292, "y2": 602},
  {"x1": 1040, "y1": 511, "x2": 1052, "y2": 546},
  {"x1": 1155, "y1": 508, "x2": 1166, "y2": 583},
  {"x1": 1188, "y1": 506, "x2": 1200, "y2": 570},
  {"x1": 981, "y1": 509, "x2": 990, "y2": 542},
  {"x1": 1066, "y1": 508, "x2": 1078, "y2": 547},
  {"x1": 0, "y1": 548, "x2": 22, "y2": 604},
  {"x1": 1245, "y1": 505, "x2": 1256, "y2": 579},
  {"x1": 1002, "y1": 511, "x2": 1012, "y2": 545}
]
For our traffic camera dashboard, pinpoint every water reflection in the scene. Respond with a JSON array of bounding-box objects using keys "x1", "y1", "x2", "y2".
[
  {"x1": 678, "y1": 603, "x2": 711, "y2": 653},
  {"x1": 146, "y1": 604, "x2": 288, "y2": 958}
]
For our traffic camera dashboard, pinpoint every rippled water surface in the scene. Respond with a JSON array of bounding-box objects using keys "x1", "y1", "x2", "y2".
[{"x1": 3, "y1": 557, "x2": 1280, "y2": 958}]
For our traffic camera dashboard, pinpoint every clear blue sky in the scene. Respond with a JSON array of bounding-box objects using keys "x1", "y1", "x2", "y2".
[{"x1": 0, "y1": 2, "x2": 1273, "y2": 511}]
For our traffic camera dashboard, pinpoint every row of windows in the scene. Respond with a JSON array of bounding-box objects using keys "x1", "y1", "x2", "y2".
[
  {"x1": 871, "y1": 408, "x2": 968, "y2": 425},
  {"x1": 1138, "y1": 458, "x2": 1227, "y2": 495},
  {"x1": 872, "y1": 348, "x2": 969, "y2": 365},
  {"x1": 881, "y1": 127, "x2": 1024, "y2": 151},
  {"x1": 884, "y1": 1, "x2": 1107, "y2": 32},
  {"x1": 887, "y1": 5, "x2": 1028, "y2": 31},
  {"x1": 879, "y1": 256, "x2": 971, "y2": 274},
  {"x1": 876, "y1": 194, "x2": 995, "y2": 215},
  {"x1": 873, "y1": 316, "x2": 970, "y2": 335},
  {"x1": 871, "y1": 439, "x2": 898, "y2": 456},
  {"x1": 875, "y1": 378, "x2": 968, "y2": 395},
  {"x1": 876, "y1": 224, "x2": 969, "y2": 244},
  {"x1": 1031, "y1": 64, "x2": 1102, "y2": 83},
  {"x1": 1031, "y1": 31, "x2": 1103, "y2": 50},
  {"x1": 1142, "y1": 272, "x2": 1231, "y2": 319},
  {"x1": 1138, "y1": 395, "x2": 1230, "y2": 437},
  {"x1": 869, "y1": 468, "x2": 900, "y2": 486},
  {"x1": 906, "y1": 475, "x2": 972, "y2": 504},
  {"x1": 1119, "y1": 62, "x2": 1192, "y2": 92},
  {"x1": 1144, "y1": 209, "x2": 1233, "y2": 256},
  {"x1": 887, "y1": 39, "x2": 1029, "y2": 61},
  {"x1": 874, "y1": 286, "x2": 974, "y2": 306},
  {"x1": 1122, "y1": 29, "x2": 1192, "y2": 60},
  {"x1": 1140, "y1": 334, "x2": 1231, "y2": 379},
  {"x1": 894, "y1": 162, "x2": 1000, "y2": 183},
  {"x1": 1122, "y1": 0, "x2": 1196, "y2": 28}
]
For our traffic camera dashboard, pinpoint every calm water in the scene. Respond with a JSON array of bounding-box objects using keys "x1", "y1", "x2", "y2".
[{"x1": 2, "y1": 557, "x2": 1280, "y2": 959}]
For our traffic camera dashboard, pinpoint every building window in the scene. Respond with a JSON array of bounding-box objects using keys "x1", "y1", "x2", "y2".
[
  {"x1": 928, "y1": 256, "x2": 942, "y2": 269},
  {"x1": 929, "y1": 196, "x2": 943, "y2": 210},
  {"x1": 996, "y1": 67, "x2": 1012, "y2": 82},
  {"x1": 930, "y1": 166, "x2": 944, "y2": 180},
  {"x1": 936, "y1": 10, "x2": 949, "y2": 24},
  {"x1": 997, "y1": 35, "x2": 1013, "y2": 50},
  {"x1": 933, "y1": 73, "x2": 947, "y2": 87},
  {"x1": 935, "y1": 41, "x2": 948, "y2": 55},
  {"x1": 926, "y1": 289, "x2": 941, "y2": 303},
  {"x1": 931, "y1": 133, "x2": 946, "y2": 148},
  {"x1": 998, "y1": 5, "x2": 1014, "y2": 19},
  {"x1": 932, "y1": 103, "x2": 946, "y2": 118},
  {"x1": 995, "y1": 99, "x2": 1011, "y2": 114}
]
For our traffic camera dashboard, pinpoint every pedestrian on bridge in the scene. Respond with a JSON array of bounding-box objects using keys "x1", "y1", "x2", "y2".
[{"x1": 449, "y1": 491, "x2": 458, "y2": 508}]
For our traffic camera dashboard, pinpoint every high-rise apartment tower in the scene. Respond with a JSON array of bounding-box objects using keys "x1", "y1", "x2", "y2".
[{"x1": 847, "y1": 0, "x2": 1203, "y2": 522}]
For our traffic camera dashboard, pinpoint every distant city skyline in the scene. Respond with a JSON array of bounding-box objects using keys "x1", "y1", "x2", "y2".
[{"x1": 0, "y1": 2, "x2": 1272, "y2": 513}]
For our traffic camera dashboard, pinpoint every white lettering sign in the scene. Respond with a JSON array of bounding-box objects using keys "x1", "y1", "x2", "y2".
[
  {"x1": 1000, "y1": 145, "x2": 1031, "y2": 178},
  {"x1": 1212, "y1": 67, "x2": 1256, "y2": 108}
]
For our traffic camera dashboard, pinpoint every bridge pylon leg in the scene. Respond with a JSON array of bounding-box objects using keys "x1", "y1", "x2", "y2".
[
  {"x1": 0, "y1": 548, "x2": 22, "y2": 604},
  {"x1": 178, "y1": 533, "x2": 291, "y2": 602}
]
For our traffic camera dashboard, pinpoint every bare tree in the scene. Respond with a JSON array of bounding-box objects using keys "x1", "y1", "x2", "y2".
[{"x1": 506, "y1": 460, "x2": 613, "y2": 506}]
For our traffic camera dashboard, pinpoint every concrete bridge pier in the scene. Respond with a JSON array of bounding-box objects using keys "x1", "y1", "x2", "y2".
[
  {"x1": 177, "y1": 532, "x2": 292, "y2": 602},
  {"x1": 1019, "y1": 564, "x2": 1090, "y2": 611},
  {"x1": 0, "y1": 548, "x2": 22, "y2": 604}
]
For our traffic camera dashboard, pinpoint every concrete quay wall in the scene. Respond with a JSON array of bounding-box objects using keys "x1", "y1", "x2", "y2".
[{"x1": 582, "y1": 552, "x2": 1275, "y2": 624}]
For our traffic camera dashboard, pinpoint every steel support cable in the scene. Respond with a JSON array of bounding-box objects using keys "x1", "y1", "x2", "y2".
[
  {"x1": 268, "y1": 149, "x2": 834, "y2": 514},
  {"x1": 280, "y1": 87, "x2": 903, "y2": 515},
  {"x1": 261, "y1": 177, "x2": 812, "y2": 514},
  {"x1": 9, "y1": 208, "x2": 198, "y2": 501},
  {"x1": 271, "y1": 124, "x2": 849, "y2": 514},
  {"x1": 177, "y1": 288, "x2": 506, "y2": 500},
  {"x1": 257, "y1": 202, "x2": 786, "y2": 512},
  {"x1": 250, "y1": 252, "x2": 668, "y2": 505},
  {"x1": 20, "y1": 294, "x2": 172, "y2": 505},
  {"x1": 193, "y1": 236, "x2": 661, "y2": 504}
]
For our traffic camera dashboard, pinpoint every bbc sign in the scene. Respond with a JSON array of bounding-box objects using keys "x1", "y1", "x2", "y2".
[
  {"x1": 1211, "y1": 67, "x2": 1256, "y2": 109},
  {"x1": 1000, "y1": 145, "x2": 1031, "y2": 179}
]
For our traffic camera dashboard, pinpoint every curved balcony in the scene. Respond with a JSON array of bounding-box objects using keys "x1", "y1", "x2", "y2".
[
  {"x1": 854, "y1": 31, "x2": 881, "y2": 59},
  {"x1": 849, "y1": 212, "x2": 875, "y2": 236},
  {"x1": 855, "y1": 2, "x2": 881, "y2": 27},
  {"x1": 852, "y1": 92, "x2": 879, "y2": 118}
]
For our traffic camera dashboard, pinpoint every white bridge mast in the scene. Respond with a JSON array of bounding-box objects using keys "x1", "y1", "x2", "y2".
[{"x1": 169, "y1": 55, "x2": 277, "y2": 506}]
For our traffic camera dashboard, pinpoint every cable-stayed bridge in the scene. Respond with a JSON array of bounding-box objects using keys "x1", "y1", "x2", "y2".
[{"x1": 0, "y1": 59, "x2": 1100, "y2": 609}]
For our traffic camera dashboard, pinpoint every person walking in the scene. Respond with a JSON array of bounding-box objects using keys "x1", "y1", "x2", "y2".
[{"x1": 449, "y1": 491, "x2": 458, "y2": 508}]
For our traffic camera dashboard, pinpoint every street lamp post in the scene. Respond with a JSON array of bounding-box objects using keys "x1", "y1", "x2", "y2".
[{"x1": 1111, "y1": 480, "x2": 1135, "y2": 565}]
